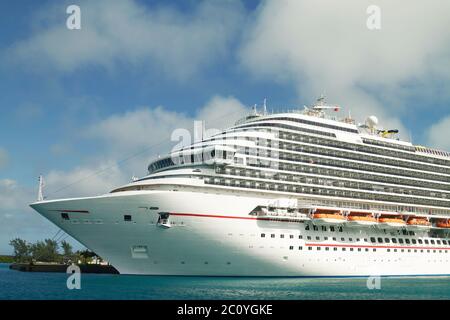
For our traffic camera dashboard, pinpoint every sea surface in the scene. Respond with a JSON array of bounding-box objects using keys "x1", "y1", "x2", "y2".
[{"x1": 1, "y1": 263, "x2": 449, "y2": 300}]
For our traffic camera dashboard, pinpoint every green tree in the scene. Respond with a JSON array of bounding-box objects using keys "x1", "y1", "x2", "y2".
[
  {"x1": 30, "y1": 239, "x2": 60, "y2": 262},
  {"x1": 60, "y1": 240, "x2": 74, "y2": 263},
  {"x1": 9, "y1": 238, "x2": 31, "y2": 263},
  {"x1": 77, "y1": 249, "x2": 97, "y2": 264}
]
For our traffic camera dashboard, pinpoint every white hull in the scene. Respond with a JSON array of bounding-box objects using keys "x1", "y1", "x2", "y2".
[
  {"x1": 378, "y1": 222, "x2": 407, "y2": 229},
  {"x1": 31, "y1": 190, "x2": 450, "y2": 277},
  {"x1": 346, "y1": 221, "x2": 378, "y2": 228},
  {"x1": 406, "y1": 225, "x2": 432, "y2": 231},
  {"x1": 311, "y1": 218, "x2": 345, "y2": 226}
]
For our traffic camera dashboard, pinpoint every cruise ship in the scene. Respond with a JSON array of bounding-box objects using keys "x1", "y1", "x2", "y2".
[{"x1": 30, "y1": 97, "x2": 450, "y2": 277}]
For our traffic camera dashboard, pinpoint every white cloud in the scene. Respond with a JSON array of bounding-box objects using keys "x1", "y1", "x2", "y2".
[
  {"x1": 44, "y1": 161, "x2": 127, "y2": 199},
  {"x1": 0, "y1": 179, "x2": 62, "y2": 254},
  {"x1": 7, "y1": 0, "x2": 244, "y2": 80},
  {"x1": 427, "y1": 116, "x2": 450, "y2": 151},
  {"x1": 239, "y1": 0, "x2": 450, "y2": 134},
  {"x1": 0, "y1": 147, "x2": 8, "y2": 169},
  {"x1": 43, "y1": 95, "x2": 248, "y2": 198}
]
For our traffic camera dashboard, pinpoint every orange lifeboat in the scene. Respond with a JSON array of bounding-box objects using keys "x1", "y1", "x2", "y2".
[
  {"x1": 347, "y1": 212, "x2": 377, "y2": 227},
  {"x1": 312, "y1": 209, "x2": 345, "y2": 225},
  {"x1": 378, "y1": 214, "x2": 406, "y2": 228},
  {"x1": 406, "y1": 216, "x2": 431, "y2": 230},
  {"x1": 436, "y1": 219, "x2": 450, "y2": 229}
]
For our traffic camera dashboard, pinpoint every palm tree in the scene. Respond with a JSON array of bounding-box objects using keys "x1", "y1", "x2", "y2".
[{"x1": 60, "y1": 240, "x2": 73, "y2": 264}]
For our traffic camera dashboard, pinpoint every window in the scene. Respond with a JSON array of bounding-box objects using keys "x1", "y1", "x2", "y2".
[
  {"x1": 370, "y1": 237, "x2": 376, "y2": 243},
  {"x1": 124, "y1": 215, "x2": 132, "y2": 221},
  {"x1": 305, "y1": 225, "x2": 310, "y2": 231},
  {"x1": 261, "y1": 233, "x2": 265, "y2": 238},
  {"x1": 289, "y1": 246, "x2": 294, "y2": 250},
  {"x1": 385, "y1": 238, "x2": 390, "y2": 243},
  {"x1": 316, "y1": 236, "x2": 320, "y2": 240},
  {"x1": 412, "y1": 239, "x2": 417, "y2": 244},
  {"x1": 299, "y1": 246, "x2": 303, "y2": 250},
  {"x1": 280, "y1": 234, "x2": 285, "y2": 239},
  {"x1": 321, "y1": 226, "x2": 327, "y2": 231},
  {"x1": 399, "y1": 239, "x2": 404, "y2": 244},
  {"x1": 377, "y1": 238, "x2": 383, "y2": 243},
  {"x1": 330, "y1": 226, "x2": 335, "y2": 232},
  {"x1": 392, "y1": 238, "x2": 397, "y2": 243},
  {"x1": 418, "y1": 239, "x2": 423, "y2": 244},
  {"x1": 437, "y1": 240, "x2": 441, "y2": 245},
  {"x1": 61, "y1": 213, "x2": 69, "y2": 220},
  {"x1": 271, "y1": 234, "x2": 275, "y2": 238},
  {"x1": 313, "y1": 226, "x2": 319, "y2": 231},
  {"x1": 299, "y1": 235, "x2": 303, "y2": 239},
  {"x1": 290, "y1": 235, "x2": 294, "y2": 239},
  {"x1": 424, "y1": 240, "x2": 429, "y2": 245}
]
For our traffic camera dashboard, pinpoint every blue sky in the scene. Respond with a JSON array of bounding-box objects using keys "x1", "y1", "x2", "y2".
[{"x1": 0, "y1": 0, "x2": 449, "y2": 254}]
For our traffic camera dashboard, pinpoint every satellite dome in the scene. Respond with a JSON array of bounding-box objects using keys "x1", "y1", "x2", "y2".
[{"x1": 366, "y1": 115, "x2": 379, "y2": 128}]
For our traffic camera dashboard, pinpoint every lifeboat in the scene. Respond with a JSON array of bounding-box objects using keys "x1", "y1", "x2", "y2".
[
  {"x1": 406, "y1": 216, "x2": 431, "y2": 231},
  {"x1": 378, "y1": 215, "x2": 406, "y2": 228},
  {"x1": 436, "y1": 219, "x2": 450, "y2": 229},
  {"x1": 346, "y1": 212, "x2": 377, "y2": 227},
  {"x1": 311, "y1": 209, "x2": 345, "y2": 225}
]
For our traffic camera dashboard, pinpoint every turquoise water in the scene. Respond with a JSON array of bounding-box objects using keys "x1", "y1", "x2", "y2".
[{"x1": 1, "y1": 263, "x2": 450, "y2": 300}]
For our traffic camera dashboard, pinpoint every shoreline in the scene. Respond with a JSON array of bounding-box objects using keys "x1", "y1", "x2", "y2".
[{"x1": 9, "y1": 263, "x2": 119, "y2": 274}]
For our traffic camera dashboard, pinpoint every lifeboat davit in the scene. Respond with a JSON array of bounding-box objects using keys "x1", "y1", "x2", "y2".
[
  {"x1": 312, "y1": 209, "x2": 345, "y2": 225},
  {"x1": 406, "y1": 216, "x2": 431, "y2": 231},
  {"x1": 378, "y1": 214, "x2": 406, "y2": 228},
  {"x1": 346, "y1": 212, "x2": 377, "y2": 227},
  {"x1": 436, "y1": 219, "x2": 450, "y2": 229}
]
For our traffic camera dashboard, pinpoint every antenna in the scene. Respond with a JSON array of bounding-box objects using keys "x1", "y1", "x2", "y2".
[{"x1": 38, "y1": 175, "x2": 44, "y2": 202}]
